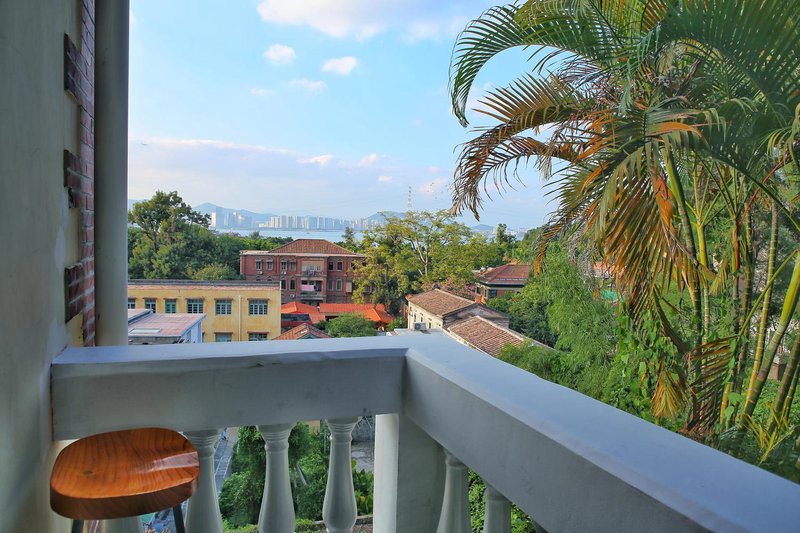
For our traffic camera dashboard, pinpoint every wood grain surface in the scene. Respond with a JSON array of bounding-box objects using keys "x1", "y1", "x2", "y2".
[{"x1": 51, "y1": 428, "x2": 199, "y2": 519}]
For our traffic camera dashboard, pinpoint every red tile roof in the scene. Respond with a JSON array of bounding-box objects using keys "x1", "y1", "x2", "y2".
[
  {"x1": 318, "y1": 303, "x2": 394, "y2": 325},
  {"x1": 281, "y1": 302, "x2": 325, "y2": 323},
  {"x1": 241, "y1": 239, "x2": 363, "y2": 257},
  {"x1": 406, "y1": 289, "x2": 475, "y2": 317},
  {"x1": 476, "y1": 263, "x2": 531, "y2": 286},
  {"x1": 274, "y1": 324, "x2": 331, "y2": 340},
  {"x1": 446, "y1": 316, "x2": 528, "y2": 357}
]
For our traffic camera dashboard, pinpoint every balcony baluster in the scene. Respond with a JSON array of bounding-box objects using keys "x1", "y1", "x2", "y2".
[
  {"x1": 436, "y1": 450, "x2": 471, "y2": 533},
  {"x1": 258, "y1": 423, "x2": 296, "y2": 533},
  {"x1": 483, "y1": 483, "x2": 511, "y2": 533},
  {"x1": 323, "y1": 417, "x2": 360, "y2": 533},
  {"x1": 184, "y1": 429, "x2": 224, "y2": 533}
]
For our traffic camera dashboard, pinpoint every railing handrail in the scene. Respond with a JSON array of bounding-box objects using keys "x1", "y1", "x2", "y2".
[{"x1": 51, "y1": 334, "x2": 800, "y2": 532}]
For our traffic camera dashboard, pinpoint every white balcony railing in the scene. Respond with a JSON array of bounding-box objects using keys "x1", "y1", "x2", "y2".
[{"x1": 51, "y1": 334, "x2": 800, "y2": 533}]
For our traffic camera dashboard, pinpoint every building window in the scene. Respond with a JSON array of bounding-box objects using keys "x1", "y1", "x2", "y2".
[
  {"x1": 266, "y1": 259, "x2": 274, "y2": 271},
  {"x1": 249, "y1": 332, "x2": 269, "y2": 341},
  {"x1": 488, "y1": 289, "x2": 498, "y2": 298},
  {"x1": 127, "y1": 298, "x2": 136, "y2": 309},
  {"x1": 476, "y1": 286, "x2": 482, "y2": 294},
  {"x1": 280, "y1": 279, "x2": 286, "y2": 290},
  {"x1": 289, "y1": 279, "x2": 296, "y2": 291},
  {"x1": 290, "y1": 261, "x2": 297, "y2": 271},
  {"x1": 249, "y1": 299, "x2": 269, "y2": 315},
  {"x1": 327, "y1": 279, "x2": 333, "y2": 290},
  {"x1": 328, "y1": 261, "x2": 334, "y2": 271},
  {"x1": 165, "y1": 299, "x2": 177, "y2": 313},
  {"x1": 336, "y1": 279, "x2": 343, "y2": 291},
  {"x1": 280, "y1": 260, "x2": 287, "y2": 272},
  {"x1": 255, "y1": 259, "x2": 262, "y2": 271},
  {"x1": 215, "y1": 332, "x2": 232, "y2": 342},
  {"x1": 144, "y1": 298, "x2": 156, "y2": 312},
  {"x1": 215, "y1": 299, "x2": 232, "y2": 315},
  {"x1": 187, "y1": 299, "x2": 204, "y2": 314},
  {"x1": 337, "y1": 260, "x2": 343, "y2": 271}
]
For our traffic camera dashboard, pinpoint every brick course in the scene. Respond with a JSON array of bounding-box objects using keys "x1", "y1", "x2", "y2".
[{"x1": 63, "y1": 0, "x2": 96, "y2": 347}]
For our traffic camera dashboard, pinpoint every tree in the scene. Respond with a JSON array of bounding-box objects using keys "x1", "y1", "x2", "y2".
[
  {"x1": 190, "y1": 263, "x2": 239, "y2": 280},
  {"x1": 449, "y1": 0, "x2": 800, "y2": 444},
  {"x1": 354, "y1": 211, "x2": 503, "y2": 312},
  {"x1": 339, "y1": 227, "x2": 359, "y2": 251},
  {"x1": 128, "y1": 190, "x2": 209, "y2": 247},
  {"x1": 325, "y1": 314, "x2": 376, "y2": 338}
]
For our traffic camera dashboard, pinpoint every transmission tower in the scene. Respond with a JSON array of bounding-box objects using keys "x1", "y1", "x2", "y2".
[{"x1": 407, "y1": 186, "x2": 413, "y2": 212}]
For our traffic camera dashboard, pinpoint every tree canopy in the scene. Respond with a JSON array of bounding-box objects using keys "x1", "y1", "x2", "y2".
[{"x1": 449, "y1": 0, "x2": 800, "y2": 473}]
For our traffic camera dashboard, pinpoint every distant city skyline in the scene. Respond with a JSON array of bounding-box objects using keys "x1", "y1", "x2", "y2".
[{"x1": 128, "y1": 1, "x2": 551, "y2": 228}]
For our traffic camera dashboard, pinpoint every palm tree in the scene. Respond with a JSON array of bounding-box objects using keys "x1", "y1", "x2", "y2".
[{"x1": 448, "y1": 0, "x2": 800, "y2": 439}]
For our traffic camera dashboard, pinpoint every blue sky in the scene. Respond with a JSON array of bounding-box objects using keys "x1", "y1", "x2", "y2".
[{"x1": 128, "y1": 0, "x2": 551, "y2": 229}]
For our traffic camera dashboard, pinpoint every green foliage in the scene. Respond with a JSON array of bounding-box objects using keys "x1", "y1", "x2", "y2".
[
  {"x1": 128, "y1": 191, "x2": 293, "y2": 279},
  {"x1": 353, "y1": 210, "x2": 504, "y2": 313},
  {"x1": 488, "y1": 294, "x2": 557, "y2": 348},
  {"x1": 325, "y1": 314, "x2": 376, "y2": 338},
  {"x1": 294, "y1": 436, "x2": 374, "y2": 520},
  {"x1": 191, "y1": 263, "x2": 240, "y2": 280},
  {"x1": 386, "y1": 316, "x2": 407, "y2": 331},
  {"x1": 220, "y1": 424, "x2": 316, "y2": 528},
  {"x1": 468, "y1": 471, "x2": 536, "y2": 533},
  {"x1": 220, "y1": 424, "x2": 374, "y2": 525},
  {"x1": 338, "y1": 227, "x2": 359, "y2": 251},
  {"x1": 223, "y1": 523, "x2": 259, "y2": 533}
]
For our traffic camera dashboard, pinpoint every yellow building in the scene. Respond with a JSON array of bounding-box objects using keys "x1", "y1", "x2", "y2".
[{"x1": 128, "y1": 280, "x2": 281, "y2": 342}]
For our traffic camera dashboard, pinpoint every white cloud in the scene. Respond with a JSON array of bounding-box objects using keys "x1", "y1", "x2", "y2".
[
  {"x1": 287, "y1": 78, "x2": 327, "y2": 93},
  {"x1": 263, "y1": 44, "x2": 297, "y2": 65},
  {"x1": 359, "y1": 153, "x2": 383, "y2": 167},
  {"x1": 377, "y1": 175, "x2": 394, "y2": 183},
  {"x1": 301, "y1": 154, "x2": 335, "y2": 166},
  {"x1": 249, "y1": 87, "x2": 273, "y2": 96},
  {"x1": 256, "y1": 0, "x2": 497, "y2": 41},
  {"x1": 322, "y1": 56, "x2": 359, "y2": 75}
]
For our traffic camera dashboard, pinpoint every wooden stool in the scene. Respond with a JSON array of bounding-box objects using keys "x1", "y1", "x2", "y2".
[{"x1": 51, "y1": 428, "x2": 200, "y2": 533}]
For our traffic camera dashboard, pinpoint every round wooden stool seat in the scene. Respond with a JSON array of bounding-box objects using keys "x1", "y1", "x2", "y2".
[{"x1": 51, "y1": 428, "x2": 200, "y2": 520}]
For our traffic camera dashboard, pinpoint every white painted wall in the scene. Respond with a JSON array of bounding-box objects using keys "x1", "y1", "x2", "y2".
[
  {"x1": 0, "y1": 2, "x2": 83, "y2": 530},
  {"x1": 407, "y1": 302, "x2": 444, "y2": 330}
]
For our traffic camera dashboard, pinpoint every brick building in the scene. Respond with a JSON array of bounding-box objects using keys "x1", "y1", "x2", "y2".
[
  {"x1": 474, "y1": 263, "x2": 532, "y2": 303},
  {"x1": 240, "y1": 239, "x2": 364, "y2": 304}
]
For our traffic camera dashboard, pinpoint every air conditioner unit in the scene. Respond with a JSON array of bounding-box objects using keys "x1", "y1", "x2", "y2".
[
  {"x1": 413, "y1": 322, "x2": 425, "y2": 331},
  {"x1": 281, "y1": 271, "x2": 287, "y2": 275},
  {"x1": 256, "y1": 270, "x2": 262, "y2": 275}
]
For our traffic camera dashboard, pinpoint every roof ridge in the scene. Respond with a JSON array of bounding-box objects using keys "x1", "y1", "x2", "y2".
[{"x1": 464, "y1": 315, "x2": 527, "y2": 340}]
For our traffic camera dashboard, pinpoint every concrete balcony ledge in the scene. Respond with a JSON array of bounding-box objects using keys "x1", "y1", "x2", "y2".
[{"x1": 51, "y1": 334, "x2": 800, "y2": 532}]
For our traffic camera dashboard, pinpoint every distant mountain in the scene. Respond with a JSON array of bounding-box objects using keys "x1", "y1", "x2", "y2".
[
  {"x1": 471, "y1": 224, "x2": 495, "y2": 234},
  {"x1": 364, "y1": 211, "x2": 405, "y2": 222}
]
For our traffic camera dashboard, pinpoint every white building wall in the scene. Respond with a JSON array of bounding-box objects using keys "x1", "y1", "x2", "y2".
[
  {"x1": 0, "y1": 2, "x2": 84, "y2": 530},
  {"x1": 407, "y1": 302, "x2": 444, "y2": 330}
]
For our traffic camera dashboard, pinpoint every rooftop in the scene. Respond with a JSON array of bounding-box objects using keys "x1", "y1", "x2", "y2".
[
  {"x1": 128, "y1": 279, "x2": 280, "y2": 290},
  {"x1": 446, "y1": 315, "x2": 529, "y2": 357},
  {"x1": 407, "y1": 289, "x2": 476, "y2": 317},
  {"x1": 281, "y1": 301, "x2": 325, "y2": 324},
  {"x1": 477, "y1": 263, "x2": 532, "y2": 286},
  {"x1": 126, "y1": 309, "x2": 205, "y2": 338},
  {"x1": 318, "y1": 303, "x2": 394, "y2": 324},
  {"x1": 240, "y1": 239, "x2": 364, "y2": 257},
  {"x1": 274, "y1": 324, "x2": 331, "y2": 340}
]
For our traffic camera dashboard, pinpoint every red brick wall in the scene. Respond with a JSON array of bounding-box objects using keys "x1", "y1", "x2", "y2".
[
  {"x1": 240, "y1": 253, "x2": 359, "y2": 303},
  {"x1": 63, "y1": 0, "x2": 96, "y2": 347}
]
